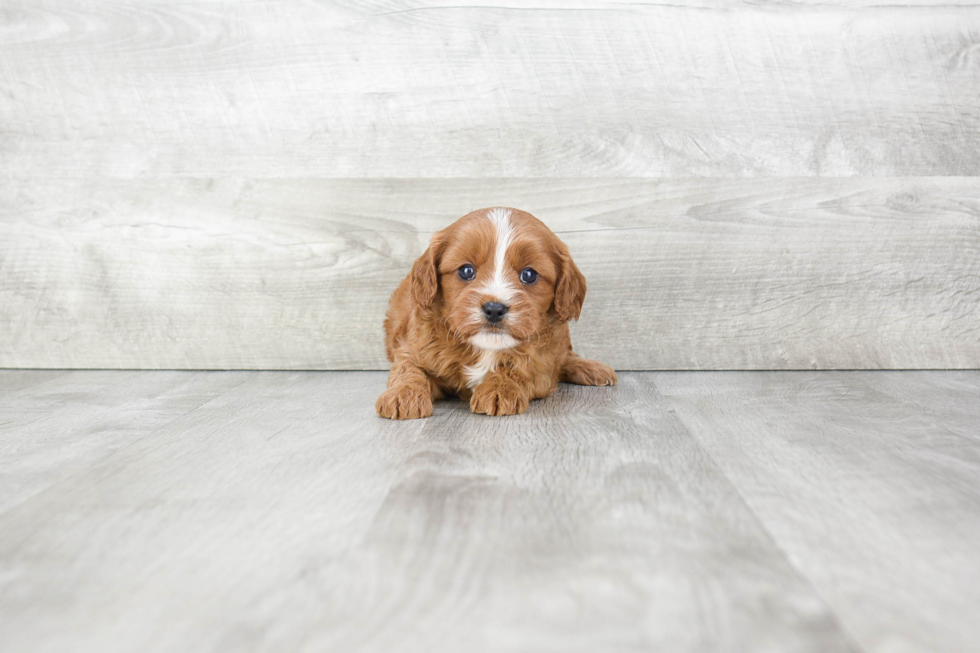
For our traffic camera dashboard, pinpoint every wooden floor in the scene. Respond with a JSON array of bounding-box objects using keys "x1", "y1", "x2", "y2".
[{"x1": 1, "y1": 371, "x2": 978, "y2": 653}]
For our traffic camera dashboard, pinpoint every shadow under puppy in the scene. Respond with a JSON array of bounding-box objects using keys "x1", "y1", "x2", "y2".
[{"x1": 378, "y1": 207, "x2": 616, "y2": 419}]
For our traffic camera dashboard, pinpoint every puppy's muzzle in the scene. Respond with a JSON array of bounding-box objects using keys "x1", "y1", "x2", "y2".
[{"x1": 482, "y1": 302, "x2": 509, "y2": 324}]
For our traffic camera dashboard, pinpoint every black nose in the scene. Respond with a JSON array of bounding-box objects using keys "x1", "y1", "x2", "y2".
[{"x1": 482, "y1": 302, "x2": 509, "y2": 324}]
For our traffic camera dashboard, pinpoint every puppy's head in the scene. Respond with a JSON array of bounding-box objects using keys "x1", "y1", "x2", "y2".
[{"x1": 411, "y1": 207, "x2": 586, "y2": 350}]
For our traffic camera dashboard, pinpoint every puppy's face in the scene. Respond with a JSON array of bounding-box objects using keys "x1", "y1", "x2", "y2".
[{"x1": 410, "y1": 208, "x2": 586, "y2": 351}]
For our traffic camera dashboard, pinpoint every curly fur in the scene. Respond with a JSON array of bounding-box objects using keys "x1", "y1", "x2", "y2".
[{"x1": 377, "y1": 207, "x2": 616, "y2": 419}]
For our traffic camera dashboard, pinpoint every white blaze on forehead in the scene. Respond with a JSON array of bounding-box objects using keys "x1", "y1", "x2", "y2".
[
  {"x1": 481, "y1": 208, "x2": 516, "y2": 304},
  {"x1": 466, "y1": 208, "x2": 520, "y2": 362}
]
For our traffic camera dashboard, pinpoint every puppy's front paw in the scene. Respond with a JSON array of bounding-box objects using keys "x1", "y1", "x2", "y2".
[
  {"x1": 376, "y1": 384, "x2": 433, "y2": 420},
  {"x1": 470, "y1": 382, "x2": 529, "y2": 416},
  {"x1": 562, "y1": 358, "x2": 618, "y2": 386}
]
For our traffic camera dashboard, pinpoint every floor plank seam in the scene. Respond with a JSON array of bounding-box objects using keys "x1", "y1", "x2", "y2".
[
  {"x1": 654, "y1": 384, "x2": 871, "y2": 653},
  {"x1": 3, "y1": 371, "x2": 978, "y2": 652}
]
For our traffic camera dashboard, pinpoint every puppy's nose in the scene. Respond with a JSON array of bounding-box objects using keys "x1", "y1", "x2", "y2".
[{"x1": 482, "y1": 302, "x2": 509, "y2": 324}]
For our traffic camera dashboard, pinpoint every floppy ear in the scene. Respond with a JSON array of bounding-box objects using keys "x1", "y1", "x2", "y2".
[
  {"x1": 553, "y1": 241, "x2": 587, "y2": 322},
  {"x1": 410, "y1": 232, "x2": 445, "y2": 308}
]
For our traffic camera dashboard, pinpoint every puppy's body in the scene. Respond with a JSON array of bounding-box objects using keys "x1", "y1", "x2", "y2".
[{"x1": 378, "y1": 207, "x2": 616, "y2": 419}]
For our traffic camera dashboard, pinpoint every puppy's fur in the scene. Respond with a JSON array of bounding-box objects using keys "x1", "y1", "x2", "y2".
[{"x1": 377, "y1": 207, "x2": 616, "y2": 419}]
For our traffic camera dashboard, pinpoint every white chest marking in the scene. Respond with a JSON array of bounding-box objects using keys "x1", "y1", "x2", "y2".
[
  {"x1": 469, "y1": 331, "x2": 518, "y2": 351},
  {"x1": 465, "y1": 349, "x2": 497, "y2": 388}
]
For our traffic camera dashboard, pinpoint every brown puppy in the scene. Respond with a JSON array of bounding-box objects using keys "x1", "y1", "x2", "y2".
[{"x1": 377, "y1": 207, "x2": 616, "y2": 419}]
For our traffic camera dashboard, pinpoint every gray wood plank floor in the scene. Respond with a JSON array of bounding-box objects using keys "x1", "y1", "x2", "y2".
[{"x1": 0, "y1": 370, "x2": 977, "y2": 653}]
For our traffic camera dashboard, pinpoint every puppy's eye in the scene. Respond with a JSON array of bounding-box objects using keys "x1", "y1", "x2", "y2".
[
  {"x1": 520, "y1": 267, "x2": 538, "y2": 285},
  {"x1": 457, "y1": 264, "x2": 476, "y2": 281}
]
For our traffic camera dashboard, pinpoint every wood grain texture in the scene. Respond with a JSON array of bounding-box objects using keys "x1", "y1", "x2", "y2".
[
  {"x1": 1, "y1": 1, "x2": 979, "y2": 177},
  {"x1": 2, "y1": 177, "x2": 978, "y2": 370},
  {"x1": 2, "y1": 370, "x2": 980, "y2": 652},
  {"x1": 0, "y1": 370, "x2": 249, "y2": 514},
  {"x1": 657, "y1": 371, "x2": 980, "y2": 653},
  {"x1": 0, "y1": 370, "x2": 64, "y2": 395},
  {"x1": 0, "y1": 370, "x2": 859, "y2": 653}
]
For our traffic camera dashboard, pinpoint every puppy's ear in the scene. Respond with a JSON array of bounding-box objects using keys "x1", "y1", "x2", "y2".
[
  {"x1": 410, "y1": 232, "x2": 445, "y2": 308},
  {"x1": 553, "y1": 240, "x2": 587, "y2": 322}
]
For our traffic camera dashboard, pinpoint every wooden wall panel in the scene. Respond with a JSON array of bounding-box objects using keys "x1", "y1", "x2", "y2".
[
  {"x1": 2, "y1": 178, "x2": 977, "y2": 370},
  {"x1": 3, "y1": 1, "x2": 979, "y2": 369},
  {"x1": 1, "y1": 1, "x2": 979, "y2": 178}
]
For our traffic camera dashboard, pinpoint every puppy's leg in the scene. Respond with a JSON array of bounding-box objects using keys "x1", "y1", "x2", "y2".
[
  {"x1": 560, "y1": 353, "x2": 617, "y2": 387},
  {"x1": 470, "y1": 366, "x2": 531, "y2": 416},
  {"x1": 376, "y1": 357, "x2": 441, "y2": 420}
]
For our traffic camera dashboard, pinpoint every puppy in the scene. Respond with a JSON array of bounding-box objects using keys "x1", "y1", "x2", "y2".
[{"x1": 377, "y1": 207, "x2": 616, "y2": 419}]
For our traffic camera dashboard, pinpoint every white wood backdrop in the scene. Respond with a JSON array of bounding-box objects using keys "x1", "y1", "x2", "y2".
[{"x1": 2, "y1": 0, "x2": 979, "y2": 369}]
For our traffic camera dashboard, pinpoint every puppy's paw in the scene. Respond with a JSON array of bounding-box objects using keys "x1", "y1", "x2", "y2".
[
  {"x1": 376, "y1": 384, "x2": 433, "y2": 420},
  {"x1": 562, "y1": 358, "x2": 618, "y2": 386},
  {"x1": 470, "y1": 382, "x2": 529, "y2": 416}
]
